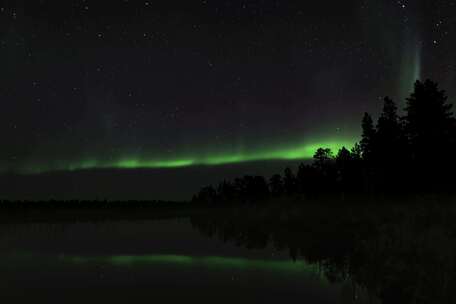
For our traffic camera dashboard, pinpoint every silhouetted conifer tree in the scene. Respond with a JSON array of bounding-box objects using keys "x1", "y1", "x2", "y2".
[
  {"x1": 335, "y1": 146, "x2": 365, "y2": 193},
  {"x1": 374, "y1": 97, "x2": 406, "y2": 190},
  {"x1": 196, "y1": 185, "x2": 217, "y2": 204},
  {"x1": 234, "y1": 177, "x2": 247, "y2": 201},
  {"x1": 404, "y1": 80, "x2": 455, "y2": 161},
  {"x1": 296, "y1": 163, "x2": 315, "y2": 194},
  {"x1": 253, "y1": 176, "x2": 270, "y2": 198},
  {"x1": 269, "y1": 174, "x2": 284, "y2": 196},
  {"x1": 313, "y1": 148, "x2": 334, "y2": 172},
  {"x1": 350, "y1": 143, "x2": 362, "y2": 160},
  {"x1": 376, "y1": 97, "x2": 402, "y2": 150},
  {"x1": 216, "y1": 180, "x2": 236, "y2": 202},
  {"x1": 283, "y1": 167, "x2": 297, "y2": 195},
  {"x1": 360, "y1": 113, "x2": 376, "y2": 163},
  {"x1": 312, "y1": 148, "x2": 337, "y2": 192}
]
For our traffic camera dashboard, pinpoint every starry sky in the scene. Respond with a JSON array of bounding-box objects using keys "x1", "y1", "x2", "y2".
[{"x1": 1, "y1": 1, "x2": 455, "y2": 198}]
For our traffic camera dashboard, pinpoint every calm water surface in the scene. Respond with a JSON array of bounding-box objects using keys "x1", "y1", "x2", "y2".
[{"x1": 0, "y1": 218, "x2": 367, "y2": 303}]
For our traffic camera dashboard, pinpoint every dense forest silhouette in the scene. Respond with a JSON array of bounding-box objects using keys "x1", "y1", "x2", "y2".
[{"x1": 193, "y1": 79, "x2": 456, "y2": 204}]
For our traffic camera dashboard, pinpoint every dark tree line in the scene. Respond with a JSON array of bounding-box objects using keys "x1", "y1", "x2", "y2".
[
  {"x1": 361, "y1": 79, "x2": 456, "y2": 191},
  {"x1": 193, "y1": 79, "x2": 456, "y2": 204}
]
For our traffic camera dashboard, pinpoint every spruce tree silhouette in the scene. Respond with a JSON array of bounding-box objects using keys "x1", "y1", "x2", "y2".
[
  {"x1": 283, "y1": 167, "x2": 297, "y2": 195},
  {"x1": 216, "y1": 180, "x2": 236, "y2": 202},
  {"x1": 335, "y1": 147, "x2": 352, "y2": 192},
  {"x1": 234, "y1": 177, "x2": 246, "y2": 198},
  {"x1": 313, "y1": 148, "x2": 334, "y2": 171},
  {"x1": 347, "y1": 143, "x2": 364, "y2": 192},
  {"x1": 312, "y1": 148, "x2": 337, "y2": 193},
  {"x1": 253, "y1": 175, "x2": 270, "y2": 199},
  {"x1": 376, "y1": 97, "x2": 402, "y2": 159},
  {"x1": 375, "y1": 97, "x2": 405, "y2": 191},
  {"x1": 404, "y1": 79, "x2": 456, "y2": 188},
  {"x1": 350, "y1": 143, "x2": 362, "y2": 161},
  {"x1": 196, "y1": 185, "x2": 217, "y2": 204},
  {"x1": 360, "y1": 112, "x2": 376, "y2": 163},
  {"x1": 336, "y1": 147, "x2": 351, "y2": 167},
  {"x1": 296, "y1": 163, "x2": 317, "y2": 194},
  {"x1": 360, "y1": 112, "x2": 378, "y2": 192},
  {"x1": 269, "y1": 174, "x2": 284, "y2": 196}
]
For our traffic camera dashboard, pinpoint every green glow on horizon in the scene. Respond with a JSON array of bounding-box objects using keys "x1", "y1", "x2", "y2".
[
  {"x1": 115, "y1": 159, "x2": 196, "y2": 169},
  {"x1": 16, "y1": 138, "x2": 356, "y2": 174},
  {"x1": 60, "y1": 254, "x2": 322, "y2": 275}
]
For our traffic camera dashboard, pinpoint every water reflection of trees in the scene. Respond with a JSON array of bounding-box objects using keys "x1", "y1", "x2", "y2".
[{"x1": 190, "y1": 202, "x2": 456, "y2": 304}]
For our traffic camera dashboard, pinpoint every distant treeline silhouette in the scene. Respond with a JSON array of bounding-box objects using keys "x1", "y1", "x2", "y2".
[
  {"x1": 193, "y1": 79, "x2": 456, "y2": 204},
  {"x1": 0, "y1": 200, "x2": 181, "y2": 209}
]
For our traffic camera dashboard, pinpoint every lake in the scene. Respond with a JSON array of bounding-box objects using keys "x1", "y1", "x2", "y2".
[{"x1": 1, "y1": 199, "x2": 454, "y2": 303}]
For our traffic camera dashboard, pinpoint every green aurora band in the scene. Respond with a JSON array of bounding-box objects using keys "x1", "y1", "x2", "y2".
[
  {"x1": 59, "y1": 254, "x2": 324, "y2": 276},
  {"x1": 399, "y1": 37, "x2": 421, "y2": 100},
  {"x1": 18, "y1": 138, "x2": 356, "y2": 174}
]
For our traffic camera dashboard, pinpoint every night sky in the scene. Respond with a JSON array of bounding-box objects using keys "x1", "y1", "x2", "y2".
[{"x1": 1, "y1": 1, "x2": 455, "y2": 198}]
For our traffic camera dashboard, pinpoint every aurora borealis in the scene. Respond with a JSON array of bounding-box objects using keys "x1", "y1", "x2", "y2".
[
  {"x1": 60, "y1": 254, "x2": 323, "y2": 276},
  {"x1": 9, "y1": 252, "x2": 323, "y2": 274},
  {"x1": 2, "y1": 1, "x2": 456, "y2": 199},
  {"x1": 17, "y1": 138, "x2": 355, "y2": 174}
]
